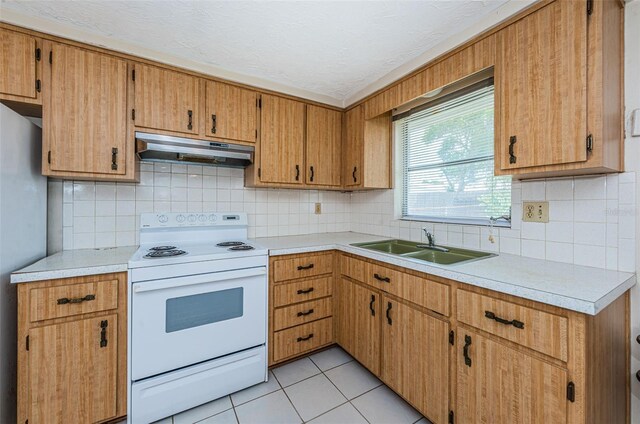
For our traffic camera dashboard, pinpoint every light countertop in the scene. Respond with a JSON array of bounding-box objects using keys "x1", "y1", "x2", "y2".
[{"x1": 11, "y1": 232, "x2": 636, "y2": 315}]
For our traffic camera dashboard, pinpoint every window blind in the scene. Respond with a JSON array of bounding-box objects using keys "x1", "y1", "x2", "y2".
[{"x1": 399, "y1": 80, "x2": 511, "y2": 226}]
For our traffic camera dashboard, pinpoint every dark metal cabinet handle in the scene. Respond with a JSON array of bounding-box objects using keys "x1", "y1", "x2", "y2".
[
  {"x1": 386, "y1": 302, "x2": 392, "y2": 325},
  {"x1": 484, "y1": 311, "x2": 524, "y2": 329},
  {"x1": 297, "y1": 264, "x2": 314, "y2": 271},
  {"x1": 297, "y1": 333, "x2": 314, "y2": 342},
  {"x1": 508, "y1": 135, "x2": 517, "y2": 164},
  {"x1": 637, "y1": 371, "x2": 640, "y2": 382},
  {"x1": 310, "y1": 166, "x2": 314, "y2": 182},
  {"x1": 352, "y1": 166, "x2": 357, "y2": 183},
  {"x1": 295, "y1": 165, "x2": 300, "y2": 181},
  {"x1": 187, "y1": 110, "x2": 193, "y2": 130},
  {"x1": 57, "y1": 294, "x2": 96, "y2": 305},
  {"x1": 111, "y1": 148, "x2": 118, "y2": 171},
  {"x1": 100, "y1": 320, "x2": 108, "y2": 348},
  {"x1": 373, "y1": 273, "x2": 390, "y2": 283},
  {"x1": 211, "y1": 114, "x2": 217, "y2": 134},
  {"x1": 463, "y1": 335, "x2": 472, "y2": 367},
  {"x1": 297, "y1": 309, "x2": 314, "y2": 317},
  {"x1": 369, "y1": 294, "x2": 376, "y2": 316},
  {"x1": 297, "y1": 287, "x2": 314, "y2": 294}
]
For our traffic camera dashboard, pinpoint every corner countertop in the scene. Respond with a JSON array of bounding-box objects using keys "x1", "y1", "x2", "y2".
[
  {"x1": 10, "y1": 232, "x2": 636, "y2": 315},
  {"x1": 256, "y1": 232, "x2": 636, "y2": 315},
  {"x1": 10, "y1": 246, "x2": 137, "y2": 284}
]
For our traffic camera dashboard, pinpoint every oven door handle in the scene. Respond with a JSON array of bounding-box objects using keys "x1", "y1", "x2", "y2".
[{"x1": 133, "y1": 267, "x2": 267, "y2": 293}]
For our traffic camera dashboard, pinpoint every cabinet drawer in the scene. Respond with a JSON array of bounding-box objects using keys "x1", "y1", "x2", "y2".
[
  {"x1": 272, "y1": 317, "x2": 333, "y2": 363},
  {"x1": 273, "y1": 297, "x2": 332, "y2": 331},
  {"x1": 340, "y1": 255, "x2": 367, "y2": 282},
  {"x1": 394, "y1": 274, "x2": 450, "y2": 317},
  {"x1": 456, "y1": 290, "x2": 568, "y2": 361},
  {"x1": 29, "y1": 278, "x2": 118, "y2": 322},
  {"x1": 272, "y1": 253, "x2": 333, "y2": 282},
  {"x1": 365, "y1": 263, "x2": 402, "y2": 291},
  {"x1": 273, "y1": 276, "x2": 332, "y2": 307}
]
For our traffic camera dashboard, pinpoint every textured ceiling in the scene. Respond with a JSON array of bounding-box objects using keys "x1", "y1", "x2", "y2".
[{"x1": 1, "y1": 0, "x2": 514, "y2": 105}]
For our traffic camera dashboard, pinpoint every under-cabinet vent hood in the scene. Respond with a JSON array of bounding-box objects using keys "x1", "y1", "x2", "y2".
[{"x1": 135, "y1": 132, "x2": 254, "y2": 168}]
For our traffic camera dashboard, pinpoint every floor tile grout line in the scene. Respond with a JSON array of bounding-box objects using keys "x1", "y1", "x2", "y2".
[
  {"x1": 280, "y1": 384, "x2": 306, "y2": 424},
  {"x1": 300, "y1": 399, "x2": 351, "y2": 423},
  {"x1": 347, "y1": 400, "x2": 372, "y2": 424}
]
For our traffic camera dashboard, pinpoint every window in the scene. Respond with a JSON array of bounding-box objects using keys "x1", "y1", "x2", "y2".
[{"x1": 397, "y1": 79, "x2": 511, "y2": 226}]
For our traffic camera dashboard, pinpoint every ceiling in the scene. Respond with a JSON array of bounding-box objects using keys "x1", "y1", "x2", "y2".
[{"x1": 0, "y1": 0, "x2": 530, "y2": 107}]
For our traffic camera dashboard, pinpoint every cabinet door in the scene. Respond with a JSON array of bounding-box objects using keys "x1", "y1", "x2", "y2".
[
  {"x1": 0, "y1": 29, "x2": 37, "y2": 99},
  {"x1": 496, "y1": 0, "x2": 587, "y2": 170},
  {"x1": 456, "y1": 330, "x2": 568, "y2": 424},
  {"x1": 28, "y1": 315, "x2": 118, "y2": 424},
  {"x1": 259, "y1": 94, "x2": 305, "y2": 184},
  {"x1": 381, "y1": 298, "x2": 449, "y2": 423},
  {"x1": 306, "y1": 105, "x2": 342, "y2": 186},
  {"x1": 335, "y1": 278, "x2": 380, "y2": 375},
  {"x1": 205, "y1": 80, "x2": 258, "y2": 143},
  {"x1": 134, "y1": 64, "x2": 199, "y2": 135},
  {"x1": 46, "y1": 43, "x2": 128, "y2": 175},
  {"x1": 344, "y1": 106, "x2": 363, "y2": 187}
]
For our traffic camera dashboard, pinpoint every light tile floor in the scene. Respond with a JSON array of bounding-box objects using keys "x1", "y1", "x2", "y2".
[{"x1": 146, "y1": 346, "x2": 432, "y2": 424}]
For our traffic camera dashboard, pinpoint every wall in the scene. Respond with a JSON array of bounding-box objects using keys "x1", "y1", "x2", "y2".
[{"x1": 49, "y1": 162, "x2": 350, "y2": 250}]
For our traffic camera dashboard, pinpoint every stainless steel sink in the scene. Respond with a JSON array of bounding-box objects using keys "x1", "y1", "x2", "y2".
[{"x1": 351, "y1": 239, "x2": 495, "y2": 265}]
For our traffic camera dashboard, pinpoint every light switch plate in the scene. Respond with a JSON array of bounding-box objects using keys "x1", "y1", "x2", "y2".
[{"x1": 522, "y1": 201, "x2": 549, "y2": 223}]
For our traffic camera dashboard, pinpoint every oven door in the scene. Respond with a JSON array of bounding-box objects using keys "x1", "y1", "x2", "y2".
[{"x1": 131, "y1": 266, "x2": 267, "y2": 381}]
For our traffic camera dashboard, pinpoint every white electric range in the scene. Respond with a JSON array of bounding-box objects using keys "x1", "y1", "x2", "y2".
[{"x1": 127, "y1": 212, "x2": 268, "y2": 424}]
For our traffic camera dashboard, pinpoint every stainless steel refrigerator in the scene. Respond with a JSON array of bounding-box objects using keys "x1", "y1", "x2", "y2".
[{"x1": 0, "y1": 104, "x2": 47, "y2": 423}]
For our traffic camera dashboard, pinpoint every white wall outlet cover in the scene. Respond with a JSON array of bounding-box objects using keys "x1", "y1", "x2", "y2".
[{"x1": 632, "y1": 109, "x2": 640, "y2": 137}]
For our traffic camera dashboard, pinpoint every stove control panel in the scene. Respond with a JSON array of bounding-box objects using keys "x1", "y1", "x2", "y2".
[{"x1": 140, "y1": 212, "x2": 248, "y2": 228}]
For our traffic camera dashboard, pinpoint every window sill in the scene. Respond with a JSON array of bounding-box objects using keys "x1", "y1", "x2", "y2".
[{"x1": 399, "y1": 216, "x2": 511, "y2": 229}]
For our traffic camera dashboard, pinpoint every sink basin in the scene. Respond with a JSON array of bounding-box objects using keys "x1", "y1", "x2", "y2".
[{"x1": 351, "y1": 239, "x2": 495, "y2": 265}]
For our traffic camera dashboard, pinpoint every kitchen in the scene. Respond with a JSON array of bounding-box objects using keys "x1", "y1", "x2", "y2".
[{"x1": 0, "y1": 0, "x2": 639, "y2": 423}]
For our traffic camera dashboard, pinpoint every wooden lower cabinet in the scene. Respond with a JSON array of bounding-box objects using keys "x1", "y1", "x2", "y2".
[
  {"x1": 334, "y1": 277, "x2": 381, "y2": 375},
  {"x1": 456, "y1": 329, "x2": 568, "y2": 424},
  {"x1": 381, "y1": 296, "x2": 449, "y2": 424},
  {"x1": 17, "y1": 273, "x2": 127, "y2": 424}
]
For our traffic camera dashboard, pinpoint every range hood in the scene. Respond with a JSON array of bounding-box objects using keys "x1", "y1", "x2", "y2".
[{"x1": 135, "y1": 132, "x2": 254, "y2": 168}]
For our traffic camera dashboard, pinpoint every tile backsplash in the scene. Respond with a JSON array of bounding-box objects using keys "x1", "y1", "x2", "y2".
[{"x1": 49, "y1": 162, "x2": 636, "y2": 272}]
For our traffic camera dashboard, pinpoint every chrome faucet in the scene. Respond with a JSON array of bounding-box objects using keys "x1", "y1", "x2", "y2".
[
  {"x1": 425, "y1": 231, "x2": 436, "y2": 247},
  {"x1": 418, "y1": 229, "x2": 449, "y2": 252}
]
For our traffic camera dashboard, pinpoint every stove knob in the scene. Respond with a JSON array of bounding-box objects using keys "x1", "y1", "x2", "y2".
[
  {"x1": 158, "y1": 214, "x2": 169, "y2": 224},
  {"x1": 187, "y1": 214, "x2": 197, "y2": 223},
  {"x1": 198, "y1": 214, "x2": 207, "y2": 222},
  {"x1": 208, "y1": 214, "x2": 217, "y2": 222},
  {"x1": 176, "y1": 214, "x2": 186, "y2": 223}
]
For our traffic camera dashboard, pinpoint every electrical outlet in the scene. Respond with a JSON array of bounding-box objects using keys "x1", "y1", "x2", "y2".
[
  {"x1": 522, "y1": 201, "x2": 549, "y2": 223},
  {"x1": 315, "y1": 203, "x2": 321, "y2": 214}
]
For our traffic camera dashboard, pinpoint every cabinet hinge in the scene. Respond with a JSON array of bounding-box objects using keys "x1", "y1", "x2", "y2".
[
  {"x1": 587, "y1": 0, "x2": 593, "y2": 16},
  {"x1": 586, "y1": 134, "x2": 593, "y2": 153},
  {"x1": 25, "y1": 335, "x2": 29, "y2": 351},
  {"x1": 131, "y1": 109, "x2": 136, "y2": 121},
  {"x1": 567, "y1": 381, "x2": 575, "y2": 402},
  {"x1": 449, "y1": 330, "x2": 454, "y2": 345},
  {"x1": 258, "y1": 168, "x2": 261, "y2": 178},
  {"x1": 255, "y1": 129, "x2": 258, "y2": 139},
  {"x1": 48, "y1": 51, "x2": 52, "y2": 64},
  {"x1": 35, "y1": 80, "x2": 41, "y2": 92},
  {"x1": 258, "y1": 98, "x2": 262, "y2": 108},
  {"x1": 47, "y1": 151, "x2": 51, "y2": 164},
  {"x1": 131, "y1": 69, "x2": 135, "y2": 81},
  {"x1": 448, "y1": 410, "x2": 454, "y2": 424},
  {"x1": 35, "y1": 48, "x2": 41, "y2": 61}
]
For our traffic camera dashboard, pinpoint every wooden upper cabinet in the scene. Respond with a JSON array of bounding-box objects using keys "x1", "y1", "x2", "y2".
[
  {"x1": 0, "y1": 28, "x2": 39, "y2": 101},
  {"x1": 306, "y1": 105, "x2": 342, "y2": 187},
  {"x1": 456, "y1": 329, "x2": 568, "y2": 424},
  {"x1": 28, "y1": 315, "x2": 118, "y2": 423},
  {"x1": 44, "y1": 43, "x2": 130, "y2": 178},
  {"x1": 134, "y1": 64, "x2": 199, "y2": 135},
  {"x1": 343, "y1": 105, "x2": 391, "y2": 189},
  {"x1": 259, "y1": 94, "x2": 305, "y2": 184},
  {"x1": 204, "y1": 80, "x2": 258, "y2": 144},
  {"x1": 381, "y1": 297, "x2": 449, "y2": 424}
]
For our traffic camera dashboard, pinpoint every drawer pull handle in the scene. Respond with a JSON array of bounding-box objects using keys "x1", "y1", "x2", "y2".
[
  {"x1": 57, "y1": 294, "x2": 96, "y2": 305},
  {"x1": 100, "y1": 320, "x2": 108, "y2": 348},
  {"x1": 386, "y1": 301, "x2": 392, "y2": 325},
  {"x1": 374, "y1": 273, "x2": 390, "y2": 283},
  {"x1": 297, "y1": 309, "x2": 315, "y2": 317},
  {"x1": 369, "y1": 294, "x2": 376, "y2": 316},
  {"x1": 297, "y1": 263, "x2": 314, "y2": 271},
  {"x1": 297, "y1": 333, "x2": 314, "y2": 342},
  {"x1": 463, "y1": 334, "x2": 472, "y2": 367},
  {"x1": 484, "y1": 311, "x2": 524, "y2": 329},
  {"x1": 297, "y1": 287, "x2": 314, "y2": 294},
  {"x1": 508, "y1": 135, "x2": 517, "y2": 164}
]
